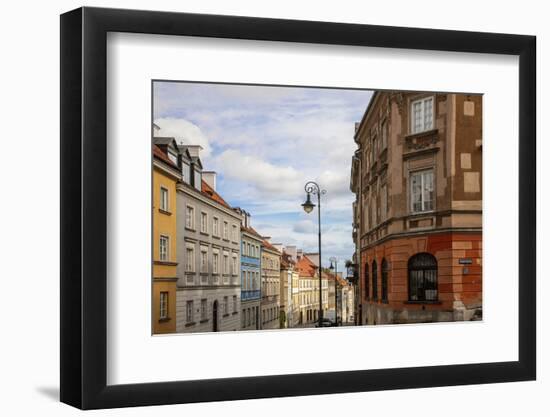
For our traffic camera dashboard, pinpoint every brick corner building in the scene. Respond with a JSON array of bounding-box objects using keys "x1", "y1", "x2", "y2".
[{"x1": 350, "y1": 92, "x2": 482, "y2": 325}]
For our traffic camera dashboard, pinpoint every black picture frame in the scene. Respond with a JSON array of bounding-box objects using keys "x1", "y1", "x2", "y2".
[{"x1": 60, "y1": 6, "x2": 536, "y2": 410}]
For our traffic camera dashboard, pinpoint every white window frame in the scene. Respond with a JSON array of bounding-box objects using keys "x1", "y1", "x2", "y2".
[
  {"x1": 410, "y1": 96, "x2": 434, "y2": 134},
  {"x1": 185, "y1": 205, "x2": 195, "y2": 230},
  {"x1": 200, "y1": 298, "x2": 207, "y2": 320},
  {"x1": 159, "y1": 235, "x2": 169, "y2": 262},
  {"x1": 186, "y1": 300, "x2": 194, "y2": 323},
  {"x1": 410, "y1": 169, "x2": 435, "y2": 213},
  {"x1": 185, "y1": 244, "x2": 195, "y2": 272},
  {"x1": 159, "y1": 291, "x2": 168, "y2": 319},
  {"x1": 200, "y1": 247, "x2": 208, "y2": 273},
  {"x1": 200, "y1": 211, "x2": 208, "y2": 234},
  {"x1": 232, "y1": 255, "x2": 237, "y2": 275},
  {"x1": 223, "y1": 253, "x2": 229, "y2": 275},
  {"x1": 232, "y1": 224, "x2": 238, "y2": 241},
  {"x1": 212, "y1": 251, "x2": 219, "y2": 274},
  {"x1": 159, "y1": 186, "x2": 169, "y2": 212},
  {"x1": 223, "y1": 221, "x2": 228, "y2": 240},
  {"x1": 213, "y1": 217, "x2": 219, "y2": 237}
]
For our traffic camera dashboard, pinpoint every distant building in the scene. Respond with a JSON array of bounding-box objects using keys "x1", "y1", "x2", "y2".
[
  {"x1": 350, "y1": 92, "x2": 482, "y2": 325},
  {"x1": 235, "y1": 208, "x2": 262, "y2": 330},
  {"x1": 279, "y1": 251, "x2": 298, "y2": 328},
  {"x1": 260, "y1": 240, "x2": 281, "y2": 329},
  {"x1": 152, "y1": 139, "x2": 181, "y2": 334},
  {"x1": 295, "y1": 255, "x2": 328, "y2": 325},
  {"x1": 166, "y1": 140, "x2": 242, "y2": 333}
]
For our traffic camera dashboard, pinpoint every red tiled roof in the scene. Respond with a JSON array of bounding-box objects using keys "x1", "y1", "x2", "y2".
[
  {"x1": 296, "y1": 255, "x2": 318, "y2": 277},
  {"x1": 262, "y1": 239, "x2": 280, "y2": 254},
  {"x1": 153, "y1": 144, "x2": 178, "y2": 169},
  {"x1": 201, "y1": 180, "x2": 231, "y2": 209},
  {"x1": 241, "y1": 225, "x2": 263, "y2": 239}
]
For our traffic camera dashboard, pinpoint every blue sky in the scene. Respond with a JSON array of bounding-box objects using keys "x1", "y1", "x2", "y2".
[{"x1": 154, "y1": 81, "x2": 373, "y2": 271}]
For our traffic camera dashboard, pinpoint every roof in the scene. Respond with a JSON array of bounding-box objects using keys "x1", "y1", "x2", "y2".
[
  {"x1": 200, "y1": 179, "x2": 231, "y2": 209},
  {"x1": 153, "y1": 136, "x2": 177, "y2": 146},
  {"x1": 262, "y1": 239, "x2": 281, "y2": 254},
  {"x1": 241, "y1": 225, "x2": 263, "y2": 240},
  {"x1": 152, "y1": 144, "x2": 178, "y2": 169},
  {"x1": 280, "y1": 251, "x2": 295, "y2": 269},
  {"x1": 295, "y1": 255, "x2": 318, "y2": 277}
]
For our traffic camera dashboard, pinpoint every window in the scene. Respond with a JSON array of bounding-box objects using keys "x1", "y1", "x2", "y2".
[
  {"x1": 232, "y1": 224, "x2": 238, "y2": 241},
  {"x1": 408, "y1": 253, "x2": 438, "y2": 301},
  {"x1": 181, "y1": 161, "x2": 191, "y2": 184},
  {"x1": 200, "y1": 299, "x2": 207, "y2": 320},
  {"x1": 372, "y1": 260, "x2": 378, "y2": 301},
  {"x1": 160, "y1": 187, "x2": 169, "y2": 212},
  {"x1": 381, "y1": 258, "x2": 389, "y2": 302},
  {"x1": 159, "y1": 235, "x2": 169, "y2": 261},
  {"x1": 223, "y1": 296, "x2": 228, "y2": 314},
  {"x1": 410, "y1": 170, "x2": 434, "y2": 213},
  {"x1": 185, "y1": 205, "x2": 195, "y2": 229},
  {"x1": 186, "y1": 300, "x2": 194, "y2": 322},
  {"x1": 380, "y1": 184, "x2": 388, "y2": 221},
  {"x1": 213, "y1": 217, "x2": 219, "y2": 237},
  {"x1": 168, "y1": 150, "x2": 178, "y2": 165},
  {"x1": 233, "y1": 295, "x2": 237, "y2": 313},
  {"x1": 200, "y1": 248, "x2": 208, "y2": 273},
  {"x1": 200, "y1": 212, "x2": 208, "y2": 233},
  {"x1": 223, "y1": 221, "x2": 228, "y2": 239},
  {"x1": 212, "y1": 252, "x2": 219, "y2": 274},
  {"x1": 159, "y1": 291, "x2": 168, "y2": 319},
  {"x1": 381, "y1": 120, "x2": 388, "y2": 150},
  {"x1": 186, "y1": 246, "x2": 195, "y2": 272},
  {"x1": 194, "y1": 169, "x2": 202, "y2": 191},
  {"x1": 223, "y1": 253, "x2": 229, "y2": 274},
  {"x1": 411, "y1": 97, "x2": 434, "y2": 134},
  {"x1": 232, "y1": 255, "x2": 237, "y2": 275}
]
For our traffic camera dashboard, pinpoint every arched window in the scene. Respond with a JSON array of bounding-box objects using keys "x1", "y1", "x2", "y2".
[
  {"x1": 372, "y1": 260, "x2": 378, "y2": 301},
  {"x1": 364, "y1": 263, "x2": 369, "y2": 299},
  {"x1": 381, "y1": 258, "x2": 389, "y2": 302},
  {"x1": 408, "y1": 253, "x2": 438, "y2": 301}
]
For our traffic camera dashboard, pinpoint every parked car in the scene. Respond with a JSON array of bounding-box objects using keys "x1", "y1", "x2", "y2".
[{"x1": 315, "y1": 318, "x2": 335, "y2": 327}]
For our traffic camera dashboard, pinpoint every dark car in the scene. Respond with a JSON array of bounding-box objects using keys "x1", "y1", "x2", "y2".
[{"x1": 315, "y1": 318, "x2": 335, "y2": 327}]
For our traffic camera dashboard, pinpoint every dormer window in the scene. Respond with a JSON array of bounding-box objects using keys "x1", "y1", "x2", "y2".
[
  {"x1": 167, "y1": 150, "x2": 178, "y2": 165},
  {"x1": 194, "y1": 168, "x2": 202, "y2": 191},
  {"x1": 181, "y1": 161, "x2": 191, "y2": 184}
]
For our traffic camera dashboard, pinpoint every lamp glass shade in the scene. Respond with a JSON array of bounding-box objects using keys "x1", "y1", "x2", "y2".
[{"x1": 301, "y1": 193, "x2": 315, "y2": 214}]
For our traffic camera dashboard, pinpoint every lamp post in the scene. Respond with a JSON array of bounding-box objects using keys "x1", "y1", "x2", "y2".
[
  {"x1": 302, "y1": 181, "x2": 326, "y2": 328},
  {"x1": 330, "y1": 257, "x2": 338, "y2": 326}
]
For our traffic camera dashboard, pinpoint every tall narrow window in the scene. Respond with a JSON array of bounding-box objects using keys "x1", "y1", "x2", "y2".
[
  {"x1": 159, "y1": 235, "x2": 169, "y2": 261},
  {"x1": 213, "y1": 217, "x2": 219, "y2": 236},
  {"x1": 185, "y1": 205, "x2": 195, "y2": 229},
  {"x1": 410, "y1": 170, "x2": 434, "y2": 213},
  {"x1": 186, "y1": 246, "x2": 195, "y2": 272},
  {"x1": 408, "y1": 253, "x2": 438, "y2": 301},
  {"x1": 223, "y1": 221, "x2": 228, "y2": 239},
  {"x1": 364, "y1": 263, "x2": 369, "y2": 299},
  {"x1": 381, "y1": 120, "x2": 388, "y2": 150},
  {"x1": 381, "y1": 258, "x2": 389, "y2": 302},
  {"x1": 372, "y1": 260, "x2": 378, "y2": 301},
  {"x1": 212, "y1": 252, "x2": 219, "y2": 274},
  {"x1": 186, "y1": 300, "x2": 194, "y2": 323},
  {"x1": 232, "y1": 224, "x2": 237, "y2": 241},
  {"x1": 200, "y1": 299, "x2": 207, "y2": 320},
  {"x1": 159, "y1": 291, "x2": 168, "y2": 319},
  {"x1": 200, "y1": 248, "x2": 208, "y2": 273},
  {"x1": 200, "y1": 212, "x2": 208, "y2": 233},
  {"x1": 233, "y1": 295, "x2": 237, "y2": 313},
  {"x1": 410, "y1": 97, "x2": 434, "y2": 133},
  {"x1": 160, "y1": 187, "x2": 169, "y2": 211},
  {"x1": 223, "y1": 296, "x2": 228, "y2": 314},
  {"x1": 380, "y1": 184, "x2": 388, "y2": 221}
]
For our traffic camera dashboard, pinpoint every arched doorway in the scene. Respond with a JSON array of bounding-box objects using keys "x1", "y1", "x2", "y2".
[{"x1": 212, "y1": 300, "x2": 218, "y2": 332}]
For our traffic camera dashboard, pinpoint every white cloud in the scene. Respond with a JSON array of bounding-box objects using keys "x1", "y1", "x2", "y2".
[
  {"x1": 293, "y1": 219, "x2": 316, "y2": 234},
  {"x1": 154, "y1": 118, "x2": 212, "y2": 157}
]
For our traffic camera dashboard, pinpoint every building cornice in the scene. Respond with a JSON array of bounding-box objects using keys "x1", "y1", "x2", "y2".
[{"x1": 176, "y1": 183, "x2": 241, "y2": 220}]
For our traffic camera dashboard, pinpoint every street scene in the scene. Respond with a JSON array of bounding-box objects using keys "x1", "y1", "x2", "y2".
[{"x1": 152, "y1": 82, "x2": 482, "y2": 334}]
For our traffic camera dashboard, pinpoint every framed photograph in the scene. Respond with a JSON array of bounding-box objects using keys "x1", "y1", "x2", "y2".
[{"x1": 60, "y1": 6, "x2": 536, "y2": 410}]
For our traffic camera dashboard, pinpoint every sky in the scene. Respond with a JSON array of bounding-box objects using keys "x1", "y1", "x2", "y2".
[{"x1": 154, "y1": 81, "x2": 373, "y2": 272}]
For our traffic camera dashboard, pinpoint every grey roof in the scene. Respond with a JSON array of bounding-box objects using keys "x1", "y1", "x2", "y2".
[{"x1": 153, "y1": 136, "x2": 177, "y2": 146}]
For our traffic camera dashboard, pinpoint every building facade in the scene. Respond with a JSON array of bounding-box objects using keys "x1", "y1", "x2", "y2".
[
  {"x1": 260, "y1": 241, "x2": 281, "y2": 329},
  {"x1": 350, "y1": 92, "x2": 483, "y2": 325},
  {"x1": 172, "y1": 143, "x2": 242, "y2": 333},
  {"x1": 295, "y1": 255, "x2": 328, "y2": 325},
  {"x1": 152, "y1": 139, "x2": 181, "y2": 334},
  {"x1": 235, "y1": 208, "x2": 262, "y2": 331},
  {"x1": 278, "y1": 251, "x2": 297, "y2": 328}
]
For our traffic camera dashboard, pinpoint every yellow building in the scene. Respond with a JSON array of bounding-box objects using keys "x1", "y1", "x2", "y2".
[{"x1": 152, "y1": 139, "x2": 182, "y2": 334}]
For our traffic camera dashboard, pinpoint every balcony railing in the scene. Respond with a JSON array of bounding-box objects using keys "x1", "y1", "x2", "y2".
[{"x1": 241, "y1": 290, "x2": 261, "y2": 301}]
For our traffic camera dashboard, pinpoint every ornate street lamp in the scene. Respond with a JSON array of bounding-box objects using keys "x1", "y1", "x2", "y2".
[
  {"x1": 302, "y1": 181, "x2": 326, "y2": 328},
  {"x1": 330, "y1": 256, "x2": 338, "y2": 326}
]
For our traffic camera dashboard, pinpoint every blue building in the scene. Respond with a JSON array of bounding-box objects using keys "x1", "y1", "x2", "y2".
[{"x1": 234, "y1": 209, "x2": 263, "y2": 330}]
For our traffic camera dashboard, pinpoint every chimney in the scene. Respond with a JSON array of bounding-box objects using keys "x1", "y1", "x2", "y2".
[
  {"x1": 285, "y1": 246, "x2": 297, "y2": 261},
  {"x1": 185, "y1": 145, "x2": 203, "y2": 158},
  {"x1": 202, "y1": 171, "x2": 217, "y2": 191},
  {"x1": 272, "y1": 243, "x2": 284, "y2": 252}
]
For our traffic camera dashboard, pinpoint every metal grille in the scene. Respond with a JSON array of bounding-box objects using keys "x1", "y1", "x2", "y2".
[{"x1": 408, "y1": 253, "x2": 438, "y2": 301}]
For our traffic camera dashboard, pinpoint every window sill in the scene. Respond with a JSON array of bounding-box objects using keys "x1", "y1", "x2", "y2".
[
  {"x1": 158, "y1": 208, "x2": 172, "y2": 216},
  {"x1": 199, "y1": 231, "x2": 209, "y2": 236},
  {"x1": 223, "y1": 313, "x2": 230, "y2": 318},
  {"x1": 200, "y1": 318, "x2": 209, "y2": 324},
  {"x1": 185, "y1": 227, "x2": 196, "y2": 232},
  {"x1": 158, "y1": 317, "x2": 171, "y2": 323},
  {"x1": 232, "y1": 311, "x2": 238, "y2": 315},
  {"x1": 154, "y1": 260, "x2": 178, "y2": 266},
  {"x1": 185, "y1": 321, "x2": 196, "y2": 327}
]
